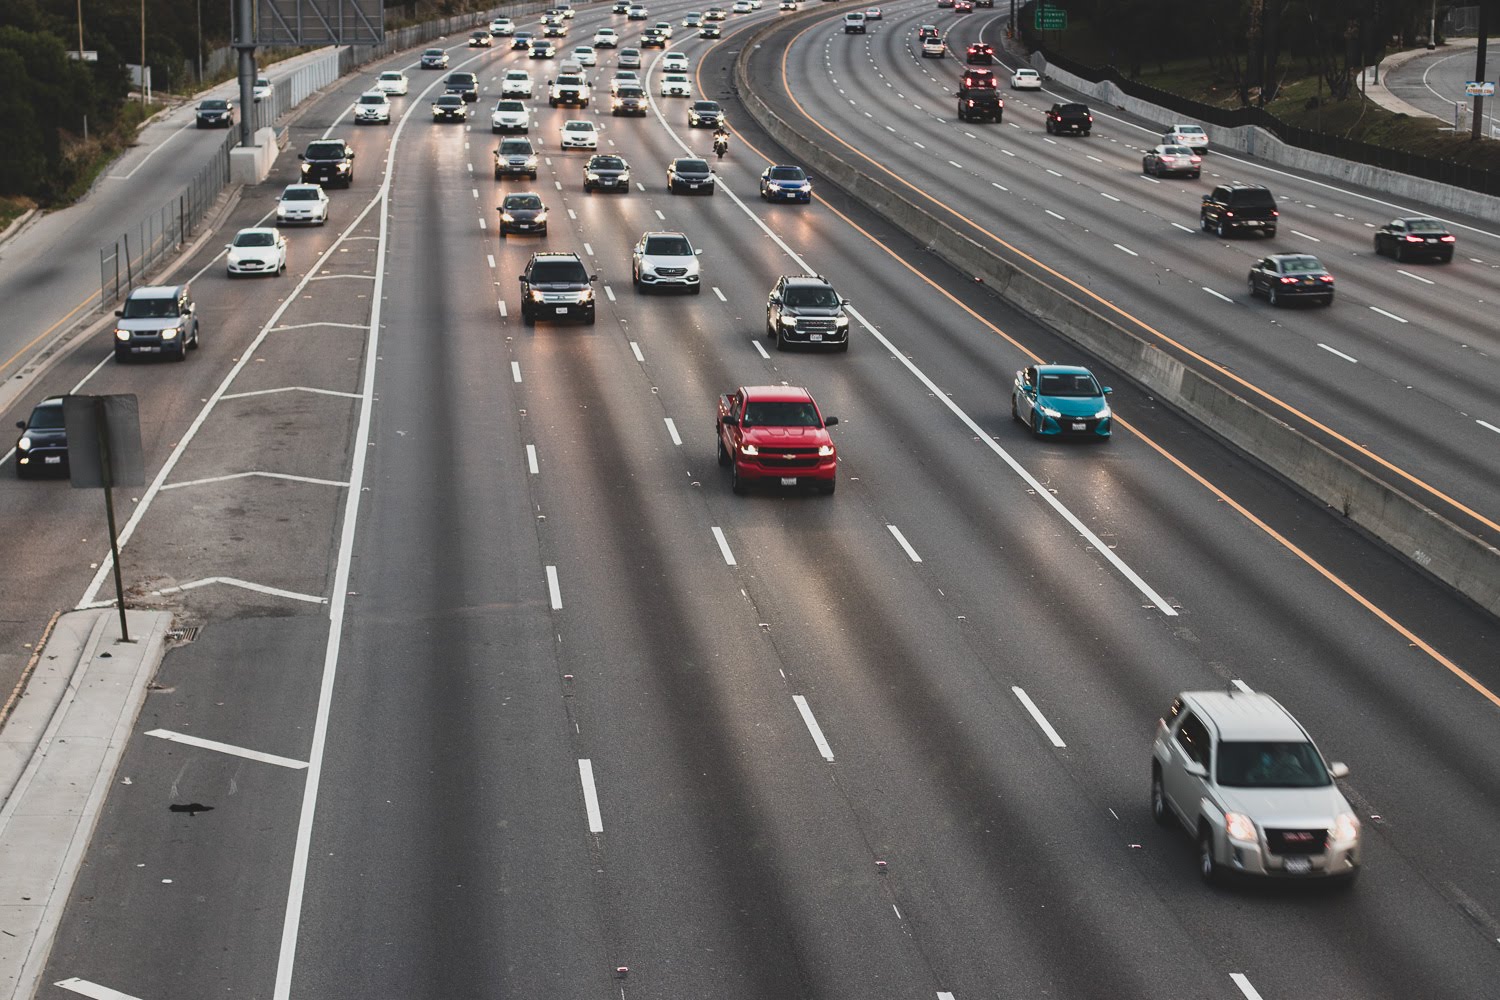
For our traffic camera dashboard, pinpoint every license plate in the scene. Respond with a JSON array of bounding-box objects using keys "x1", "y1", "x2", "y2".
[
  {"x1": 555, "y1": 306, "x2": 569, "y2": 314},
  {"x1": 1283, "y1": 857, "x2": 1311, "y2": 874},
  {"x1": 689, "y1": 182, "x2": 699, "y2": 188},
  {"x1": 780, "y1": 477, "x2": 797, "y2": 486},
  {"x1": 139, "y1": 346, "x2": 160, "y2": 353},
  {"x1": 810, "y1": 334, "x2": 823, "y2": 342},
  {"x1": 1071, "y1": 422, "x2": 1085, "y2": 430},
  {"x1": 1426, "y1": 238, "x2": 1437, "y2": 243},
  {"x1": 44, "y1": 456, "x2": 61, "y2": 464}
]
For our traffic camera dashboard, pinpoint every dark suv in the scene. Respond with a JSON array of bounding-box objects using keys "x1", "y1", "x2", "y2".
[
  {"x1": 1044, "y1": 103, "x2": 1092, "y2": 135},
  {"x1": 519, "y1": 252, "x2": 597, "y2": 326},
  {"x1": 1201, "y1": 183, "x2": 1278, "y2": 238},
  {"x1": 766, "y1": 275, "x2": 850, "y2": 351},
  {"x1": 445, "y1": 71, "x2": 479, "y2": 102},
  {"x1": 299, "y1": 140, "x2": 355, "y2": 187}
]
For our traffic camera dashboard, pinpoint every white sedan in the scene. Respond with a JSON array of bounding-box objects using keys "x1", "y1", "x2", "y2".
[
  {"x1": 225, "y1": 227, "x2": 287, "y2": 276},
  {"x1": 275, "y1": 184, "x2": 329, "y2": 226},
  {"x1": 662, "y1": 51, "x2": 689, "y2": 73},
  {"x1": 560, "y1": 119, "x2": 599, "y2": 149},
  {"x1": 1163, "y1": 123, "x2": 1210, "y2": 154},
  {"x1": 572, "y1": 45, "x2": 597, "y2": 65},
  {"x1": 374, "y1": 70, "x2": 409, "y2": 95},
  {"x1": 491, "y1": 17, "x2": 516, "y2": 35},
  {"x1": 593, "y1": 27, "x2": 619, "y2": 47},
  {"x1": 731, "y1": 0, "x2": 752, "y2": 12},
  {"x1": 1011, "y1": 67, "x2": 1042, "y2": 89},
  {"x1": 659, "y1": 73, "x2": 692, "y2": 97}
]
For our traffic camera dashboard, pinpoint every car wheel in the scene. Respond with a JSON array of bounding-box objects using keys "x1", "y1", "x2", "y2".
[
  {"x1": 820, "y1": 478, "x2": 836, "y2": 495},
  {"x1": 1216, "y1": 219, "x2": 1227, "y2": 238},
  {"x1": 531, "y1": 171, "x2": 538, "y2": 180},
  {"x1": 1142, "y1": 159, "x2": 1150, "y2": 175},
  {"x1": 1264, "y1": 228, "x2": 1276, "y2": 238},
  {"x1": 1440, "y1": 252, "x2": 1453, "y2": 264},
  {"x1": 1322, "y1": 294, "x2": 1334, "y2": 307},
  {"x1": 1394, "y1": 242, "x2": 1405, "y2": 263},
  {"x1": 1190, "y1": 170, "x2": 1200, "y2": 179},
  {"x1": 1199, "y1": 213, "x2": 1210, "y2": 232},
  {"x1": 1011, "y1": 393, "x2": 1021, "y2": 421},
  {"x1": 1247, "y1": 276, "x2": 1258, "y2": 298},
  {"x1": 1198, "y1": 825, "x2": 1221, "y2": 884},
  {"x1": 174, "y1": 345, "x2": 188, "y2": 362},
  {"x1": 716, "y1": 433, "x2": 730, "y2": 466},
  {"x1": 585, "y1": 310, "x2": 596, "y2": 325},
  {"x1": 730, "y1": 462, "x2": 748, "y2": 495},
  {"x1": 1269, "y1": 286, "x2": 1280, "y2": 307},
  {"x1": 1373, "y1": 237, "x2": 1384, "y2": 257},
  {"x1": 691, "y1": 284, "x2": 702, "y2": 295},
  {"x1": 1150, "y1": 768, "x2": 1171, "y2": 826},
  {"x1": 522, "y1": 307, "x2": 535, "y2": 327}
]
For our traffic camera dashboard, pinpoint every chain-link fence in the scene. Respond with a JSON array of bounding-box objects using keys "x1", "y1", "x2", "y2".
[{"x1": 1444, "y1": 6, "x2": 1481, "y2": 35}]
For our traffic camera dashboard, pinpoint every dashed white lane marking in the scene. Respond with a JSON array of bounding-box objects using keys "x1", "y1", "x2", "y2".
[
  {"x1": 885, "y1": 124, "x2": 896, "y2": 132},
  {"x1": 711, "y1": 526, "x2": 736, "y2": 565},
  {"x1": 1045, "y1": 210, "x2": 1065, "y2": 221},
  {"x1": 1041, "y1": 136, "x2": 1057, "y2": 145},
  {"x1": 949, "y1": 159, "x2": 964, "y2": 169},
  {"x1": 511, "y1": 361, "x2": 522, "y2": 382},
  {"x1": 664, "y1": 417, "x2": 682, "y2": 445},
  {"x1": 655, "y1": 209, "x2": 665, "y2": 220},
  {"x1": 752, "y1": 339, "x2": 770, "y2": 359},
  {"x1": 1370, "y1": 305, "x2": 1409, "y2": 324},
  {"x1": 546, "y1": 566, "x2": 562, "y2": 610},
  {"x1": 886, "y1": 524, "x2": 922, "y2": 562},
  {"x1": 1086, "y1": 154, "x2": 1103, "y2": 163},
  {"x1": 567, "y1": 208, "x2": 577, "y2": 220},
  {"x1": 914, "y1": 141, "x2": 926, "y2": 149},
  {"x1": 145, "y1": 730, "x2": 309, "y2": 769},
  {"x1": 1202, "y1": 286, "x2": 1233, "y2": 303},
  {"x1": 630, "y1": 341, "x2": 645, "y2": 362},
  {"x1": 991, "y1": 181, "x2": 1009, "y2": 191},
  {"x1": 471, "y1": 188, "x2": 479, "y2": 198},
  {"x1": 1478, "y1": 420, "x2": 1500, "y2": 435},
  {"x1": 467, "y1": 162, "x2": 474, "y2": 173},
  {"x1": 487, "y1": 254, "x2": 496, "y2": 268},
  {"x1": 578, "y1": 759, "x2": 604, "y2": 833},
  {"x1": 583, "y1": 242, "x2": 594, "y2": 255},
  {"x1": 479, "y1": 217, "x2": 486, "y2": 230},
  {"x1": 1172, "y1": 222, "x2": 1195, "y2": 232},
  {"x1": 1045, "y1": 168, "x2": 1062, "y2": 177},
  {"x1": 1318, "y1": 344, "x2": 1359, "y2": 363},
  {"x1": 1140, "y1": 174, "x2": 1160, "y2": 184},
  {"x1": 601, "y1": 282, "x2": 617, "y2": 302},
  {"x1": 793, "y1": 695, "x2": 835, "y2": 761},
  {"x1": 937, "y1": 994, "x2": 957, "y2": 1000},
  {"x1": 1291, "y1": 229, "x2": 1320, "y2": 242},
  {"x1": 1113, "y1": 243, "x2": 1138, "y2": 256},
  {"x1": 712, "y1": 286, "x2": 727, "y2": 301},
  {"x1": 1396, "y1": 268, "x2": 1436, "y2": 285},
  {"x1": 1001, "y1": 148, "x2": 1015, "y2": 157},
  {"x1": 55, "y1": 980, "x2": 143, "y2": 1000},
  {"x1": 1012, "y1": 687, "x2": 1066, "y2": 748},
  {"x1": 498, "y1": 300, "x2": 508, "y2": 318},
  {"x1": 1230, "y1": 974, "x2": 1266, "y2": 1000},
  {"x1": 1100, "y1": 191, "x2": 1121, "y2": 202},
  {"x1": 963, "y1": 131, "x2": 976, "y2": 138},
  {"x1": 637, "y1": 181, "x2": 646, "y2": 191},
  {"x1": 1231, "y1": 679, "x2": 1255, "y2": 694},
  {"x1": 526, "y1": 444, "x2": 539, "y2": 474}
]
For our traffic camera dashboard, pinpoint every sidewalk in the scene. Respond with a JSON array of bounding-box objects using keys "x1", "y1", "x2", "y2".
[
  {"x1": 1361, "y1": 38, "x2": 1479, "y2": 120},
  {"x1": 0, "y1": 609, "x2": 173, "y2": 1000}
]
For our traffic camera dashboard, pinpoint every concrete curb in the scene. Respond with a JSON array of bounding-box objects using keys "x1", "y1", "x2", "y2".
[
  {"x1": 734, "y1": 14, "x2": 1500, "y2": 618},
  {"x1": 0, "y1": 210, "x2": 38, "y2": 249},
  {"x1": 0, "y1": 609, "x2": 174, "y2": 1000}
]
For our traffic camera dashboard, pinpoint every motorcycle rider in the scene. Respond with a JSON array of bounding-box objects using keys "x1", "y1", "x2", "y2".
[{"x1": 712, "y1": 125, "x2": 729, "y2": 158}]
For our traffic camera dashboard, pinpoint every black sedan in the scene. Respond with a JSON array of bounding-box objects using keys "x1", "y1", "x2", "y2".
[
  {"x1": 1373, "y1": 217, "x2": 1456, "y2": 263},
  {"x1": 14, "y1": 396, "x2": 68, "y2": 478},
  {"x1": 687, "y1": 100, "x2": 724, "y2": 128},
  {"x1": 667, "y1": 157, "x2": 715, "y2": 194},
  {"x1": 583, "y1": 154, "x2": 631, "y2": 193},
  {"x1": 499, "y1": 192, "x2": 549, "y2": 236},
  {"x1": 195, "y1": 98, "x2": 234, "y2": 127},
  {"x1": 1247, "y1": 253, "x2": 1334, "y2": 307},
  {"x1": 512, "y1": 31, "x2": 535, "y2": 49},
  {"x1": 432, "y1": 94, "x2": 469, "y2": 121},
  {"x1": 641, "y1": 28, "x2": 667, "y2": 47},
  {"x1": 530, "y1": 39, "x2": 557, "y2": 58}
]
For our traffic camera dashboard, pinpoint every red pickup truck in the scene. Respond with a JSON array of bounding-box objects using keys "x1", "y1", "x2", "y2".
[{"x1": 716, "y1": 385, "x2": 839, "y2": 495}]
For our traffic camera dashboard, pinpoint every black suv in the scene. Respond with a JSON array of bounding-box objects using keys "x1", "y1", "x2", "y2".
[
  {"x1": 766, "y1": 275, "x2": 850, "y2": 351},
  {"x1": 688, "y1": 101, "x2": 724, "y2": 128},
  {"x1": 445, "y1": 71, "x2": 479, "y2": 102},
  {"x1": 299, "y1": 140, "x2": 355, "y2": 187},
  {"x1": 14, "y1": 396, "x2": 67, "y2": 478},
  {"x1": 1044, "y1": 103, "x2": 1092, "y2": 135},
  {"x1": 519, "y1": 252, "x2": 597, "y2": 326},
  {"x1": 1201, "y1": 183, "x2": 1278, "y2": 238}
]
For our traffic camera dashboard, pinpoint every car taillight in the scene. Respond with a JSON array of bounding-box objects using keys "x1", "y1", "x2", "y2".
[
  {"x1": 1087, "y1": 115, "x2": 1093, "y2": 121},
  {"x1": 1190, "y1": 155, "x2": 1202, "y2": 163},
  {"x1": 1318, "y1": 275, "x2": 1335, "y2": 283},
  {"x1": 1225, "y1": 210, "x2": 1234, "y2": 217},
  {"x1": 1404, "y1": 234, "x2": 1424, "y2": 242},
  {"x1": 1271, "y1": 210, "x2": 1279, "y2": 216},
  {"x1": 1440, "y1": 235, "x2": 1457, "y2": 242},
  {"x1": 1279, "y1": 276, "x2": 1298, "y2": 284}
]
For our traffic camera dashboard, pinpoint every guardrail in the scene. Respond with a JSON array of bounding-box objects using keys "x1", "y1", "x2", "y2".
[{"x1": 733, "y1": 8, "x2": 1500, "y2": 618}]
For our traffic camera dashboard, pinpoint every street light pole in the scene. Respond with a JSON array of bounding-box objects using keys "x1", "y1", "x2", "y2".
[
  {"x1": 1429, "y1": 0, "x2": 1437, "y2": 49},
  {"x1": 197, "y1": 0, "x2": 203, "y2": 82},
  {"x1": 140, "y1": 0, "x2": 146, "y2": 103}
]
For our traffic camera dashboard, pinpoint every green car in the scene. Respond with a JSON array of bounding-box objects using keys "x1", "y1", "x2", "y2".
[{"x1": 1012, "y1": 364, "x2": 1112, "y2": 440}]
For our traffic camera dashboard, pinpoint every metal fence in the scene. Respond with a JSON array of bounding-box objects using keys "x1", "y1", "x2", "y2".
[
  {"x1": 98, "y1": 129, "x2": 238, "y2": 304},
  {"x1": 1443, "y1": 5, "x2": 1481, "y2": 35}
]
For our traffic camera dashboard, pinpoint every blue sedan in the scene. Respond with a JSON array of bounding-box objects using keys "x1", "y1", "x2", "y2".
[
  {"x1": 1012, "y1": 364, "x2": 1113, "y2": 440},
  {"x1": 759, "y1": 164, "x2": 812, "y2": 203}
]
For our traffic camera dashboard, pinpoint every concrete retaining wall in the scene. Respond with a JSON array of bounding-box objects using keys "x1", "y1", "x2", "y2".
[{"x1": 735, "y1": 13, "x2": 1500, "y2": 617}]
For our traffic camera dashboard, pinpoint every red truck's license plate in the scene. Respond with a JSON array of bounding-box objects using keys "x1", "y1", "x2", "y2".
[{"x1": 780, "y1": 477, "x2": 797, "y2": 486}]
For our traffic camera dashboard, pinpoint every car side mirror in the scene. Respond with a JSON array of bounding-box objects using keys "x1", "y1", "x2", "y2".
[
  {"x1": 1183, "y1": 761, "x2": 1207, "y2": 779},
  {"x1": 225, "y1": 244, "x2": 232, "y2": 250},
  {"x1": 1328, "y1": 761, "x2": 1349, "y2": 779},
  {"x1": 589, "y1": 274, "x2": 597, "y2": 283},
  {"x1": 16, "y1": 420, "x2": 27, "y2": 430},
  {"x1": 297, "y1": 154, "x2": 305, "y2": 160},
  {"x1": 694, "y1": 248, "x2": 703, "y2": 255},
  {"x1": 1102, "y1": 387, "x2": 1112, "y2": 395},
  {"x1": 347, "y1": 150, "x2": 355, "y2": 158},
  {"x1": 114, "y1": 309, "x2": 124, "y2": 317},
  {"x1": 768, "y1": 293, "x2": 781, "y2": 304},
  {"x1": 824, "y1": 416, "x2": 839, "y2": 426}
]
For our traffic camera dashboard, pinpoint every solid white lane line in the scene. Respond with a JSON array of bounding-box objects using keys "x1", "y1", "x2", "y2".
[
  {"x1": 712, "y1": 286, "x2": 727, "y2": 301},
  {"x1": 1172, "y1": 222, "x2": 1195, "y2": 232},
  {"x1": 1113, "y1": 243, "x2": 1138, "y2": 256},
  {"x1": 752, "y1": 339, "x2": 770, "y2": 359},
  {"x1": 1100, "y1": 191, "x2": 1120, "y2": 202},
  {"x1": 630, "y1": 341, "x2": 645, "y2": 362},
  {"x1": 526, "y1": 444, "x2": 539, "y2": 474},
  {"x1": 1231, "y1": 679, "x2": 1255, "y2": 693},
  {"x1": 604, "y1": 285, "x2": 616, "y2": 302},
  {"x1": 1396, "y1": 268, "x2": 1436, "y2": 285},
  {"x1": 1045, "y1": 209, "x2": 1065, "y2": 220},
  {"x1": 144, "y1": 729, "x2": 308, "y2": 769},
  {"x1": 1477, "y1": 420, "x2": 1500, "y2": 435},
  {"x1": 711, "y1": 526, "x2": 736, "y2": 565},
  {"x1": 546, "y1": 566, "x2": 562, "y2": 610},
  {"x1": 1318, "y1": 343, "x2": 1359, "y2": 363},
  {"x1": 1370, "y1": 305, "x2": 1409, "y2": 323},
  {"x1": 55, "y1": 980, "x2": 143, "y2": 1000},
  {"x1": 578, "y1": 759, "x2": 604, "y2": 833},
  {"x1": 1012, "y1": 687, "x2": 1066, "y2": 748},
  {"x1": 1202, "y1": 286, "x2": 1233, "y2": 303},
  {"x1": 511, "y1": 361, "x2": 522, "y2": 382},
  {"x1": 664, "y1": 417, "x2": 682, "y2": 445},
  {"x1": 1291, "y1": 229, "x2": 1320, "y2": 242},
  {"x1": 886, "y1": 524, "x2": 922, "y2": 562},
  {"x1": 1230, "y1": 974, "x2": 1266, "y2": 1000},
  {"x1": 792, "y1": 695, "x2": 835, "y2": 761}
]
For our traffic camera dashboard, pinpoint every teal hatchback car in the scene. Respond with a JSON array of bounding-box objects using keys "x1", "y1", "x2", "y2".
[{"x1": 1012, "y1": 364, "x2": 1112, "y2": 440}]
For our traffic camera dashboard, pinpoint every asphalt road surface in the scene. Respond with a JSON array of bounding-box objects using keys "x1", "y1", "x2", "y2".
[
  {"x1": 1382, "y1": 40, "x2": 1500, "y2": 136},
  {"x1": 8, "y1": 3, "x2": 1500, "y2": 999}
]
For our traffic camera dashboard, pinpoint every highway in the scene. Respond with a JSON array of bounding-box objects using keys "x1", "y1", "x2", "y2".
[{"x1": 5, "y1": 2, "x2": 1500, "y2": 999}]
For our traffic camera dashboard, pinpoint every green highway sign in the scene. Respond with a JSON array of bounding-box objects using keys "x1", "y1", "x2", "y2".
[{"x1": 1035, "y1": 5, "x2": 1067, "y2": 29}]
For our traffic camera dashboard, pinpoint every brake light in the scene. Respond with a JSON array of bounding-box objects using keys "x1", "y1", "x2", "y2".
[
  {"x1": 1087, "y1": 115, "x2": 1093, "y2": 121},
  {"x1": 1190, "y1": 155, "x2": 1202, "y2": 163},
  {"x1": 1318, "y1": 274, "x2": 1335, "y2": 283},
  {"x1": 1440, "y1": 235, "x2": 1457, "y2": 242},
  {"x1": 1279, "y1": 276, "x2": 1298, "y2": 284},
  {"x1": 1225, "y1": 210, "x2": 1234, "y2": 217},
  {"x1": 1272, "y1": 210, "x2": 1279, "y2": 217},
  {"x1": 1404, "y1": 234, "x2": 1425, "y2": 242}
]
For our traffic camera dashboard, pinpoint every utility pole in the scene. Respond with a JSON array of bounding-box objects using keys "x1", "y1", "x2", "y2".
[
  {"x1": 1472, "y1": 2, "x2": 1488, "y2": 140},
  {"x1": 140, "y1": 0, "x2": 146, "y2": 103},
  {"x1": 76, "y1": 0, "x2": 84, "y2": 56},
  {"x1": 1428, "y1": 0, "x2": 1437, "y2": 48}
]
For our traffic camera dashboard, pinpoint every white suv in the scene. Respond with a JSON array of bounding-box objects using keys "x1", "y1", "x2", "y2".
[
  {"x1": 1151, "y1": 690, "x2": 1361, "y2": 884},
  {"x1": 491, "y1": 100, "x2": 531, "y2": 134},
  {"x1": 501, "y1": 70, "x2": 535, "y2": 98},
  {"x1": 353, "y1": 90, "x2": 391, "y2": 124},
  {"x1": 632, "y1": 230, "x2": 702, "y2": 293}
]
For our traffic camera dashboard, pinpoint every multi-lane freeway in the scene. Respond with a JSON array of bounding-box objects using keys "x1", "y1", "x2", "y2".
[{"x1": 4, "y1": 2, "x2": 1500, "y2": 999}]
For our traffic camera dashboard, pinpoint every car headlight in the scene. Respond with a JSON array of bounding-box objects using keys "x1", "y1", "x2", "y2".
[
  {"x1": 299, "y1": 163, "x2": 311, "y2": 173},
  {"x1": 586, "y1": 171, "x2": 600, "y2": 180},
  {"x1": 781, "y1": 316, "x2": 797, "y2": 326},
  {"x1": 161, "y1": 327, "x2": 180, "y2": 340},
  {"x1": 581, "y1": 289, "x2": 594, "y2": 302},
  {"x1": 18, "y1": 435, "x2": 33, "y2": 451},
  {"x1": 502, "y1": 213, "x2": 515, "y2": 222},
  {"x1": 798, "y1": 182, "x2": 811, "y2": 191},
  {"x1": 740, "y1": 443, "x2": 759, "y2": 456},
  {"x1": 1040, "y1": 405, "x2": 1061, "y2": 418},
  {"x1": 817, "y1": 444, "x2": 834, "y2": 457},
  {"x1": 834, "y1": 315, "x2": 849, "y2": 328},
  {"x1": 1333, "y1": 813, "x2": 1360, "y2": 844},
  {"x1": 619, "y1": 171, "x2": 630, "y2": 181},
  {"x1": 526, "y1": 157, "x2": 538, "y2": 167},
  {"x1": 530, "y1": 290, "x2": 546, "y2": 301},
  {"x1": 336, "y1": 163, "x2": 349, "y2": 172},
  {"x1": 114, "y1": 328, "x2": 130, "y2": 341},
  {"x1": 1094, "y1": 406, "x2": 1111, "y2": 419},
  {"x1": 534, "y1": 210, "x2": 548, "y2": 222},
  {"x1": 1224, "y1": 812, "x2": 1256, "y2": 842}
]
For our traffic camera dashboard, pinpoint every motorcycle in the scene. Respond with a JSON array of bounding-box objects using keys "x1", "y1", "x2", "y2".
[{"x1": 712, "y1": 134, "x2": 728, "y2": 159}]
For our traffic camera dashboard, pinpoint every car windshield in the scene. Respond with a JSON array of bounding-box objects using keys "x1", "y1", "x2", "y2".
[
  {"x1": 1162, "y1": 145, "x2": 1193, "y2": 155},
  {"x1": 121, "y1": 296, "x2": 180, "y2": 318},
  {"x1": 644, "y1": 235, "x2": 691, "y2": 255},
  {"x1": 1406, "y1": 219, "x2": 1446, "y2": 233},
  {"x1": 743, "y1": 401, "x2": 820, "y2": 427},
  {"x1": 1017, "y1": 69, "x2": 1037, "y2": 76},
  {"x1": 693, "y1": 102, "x2": 719, "y2": 111},
  {"x1": 358, "y1": 94, "x2": 384, "y2": 104},
  {"x1": 530, "y1": 261, "x2": 587, "y2": 282},
  {"x1": 506, "y1": 195, "x2": 544, "y2": 210},
  {"x1": 1038, "y1": 372, "x2": 1101, "y2": 397},
  {"x1": 437, "y1": 96, "x2": 462, "y2": 106},
  {"x1": 1216, "y1": 741, "x2": 1330, "y2": 788},
  {"x1": 497, "y1": 101, "x2": 524, "y2": 112},
  {"x1": 1280, "y1": 257, "x2": 1324, "y2": 273},
  {"x1": 424, "y1": 49, "x2": 442, "y2": 57},
  {"x1": 501, "y1": 141, "x2": 532, "y2": 154},
  {"x1": 304, "y1": 142, "x2": 345, "y2": 159},
  {"x1": 283, "y1": 188, "x2": 320, "y2": 201},
  {"x1": 234, "y1": 231, "x2": 277, "y2": 247},
  {"x1": 785, "y1": 285, "x2": 837, "y2": 307},
  {"x1": 28, "y1": 405, "x2": 65, "y2": 430},
  {"x1": 618, "y1": 87, "x2": 643, "y2": 97},
  {"x1": 769, "y1": 166, "x2": 805, "y2": 180},
  {"x1": 507, "y1": 71, "x2": 529, "y2": 80},
  {"x1": 592, "y1": 157, "x2": 625, "y2": 169},
  {"x1": 676, "y1": 159, "x2": 708, "y2": 172},
  {"x1": 565, "y1": 122, "x2": 594, "y2": 132},
  {"x1": 1059, "y1": 104, "x2": 1088, "y2": 113},
  {"x1": 200, "y1": 100, "x2": 228, "y2": 110},
  {"x1": 380, "y1": 72, "x2": 401, "y2": 80},
  {"x1": 448, "y1": 74, "x2": 475, "y2": 85},
  {"x1": 1176, "y1": 125, "x2": 1206, "y2": 135}
]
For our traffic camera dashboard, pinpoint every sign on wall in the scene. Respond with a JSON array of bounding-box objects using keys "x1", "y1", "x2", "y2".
[{"x1": 255, "y1": 0, "x2": 385, "y2": 47}]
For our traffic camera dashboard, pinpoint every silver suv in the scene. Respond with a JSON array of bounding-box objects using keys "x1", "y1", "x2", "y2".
[
  {"x1": 113, "y1": 284, "x2": 200, "y2": 362},
  {"x1": 1151, "y1": 690, "x2": 1360, "y2": 884}
]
